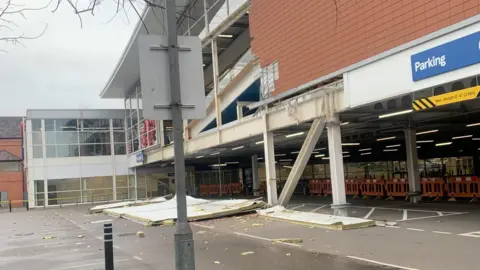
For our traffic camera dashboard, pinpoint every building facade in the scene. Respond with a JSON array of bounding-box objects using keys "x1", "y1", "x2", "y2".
[
  {"x1": 24, "y1": 110, "x2": 133, "y2": 207},
  {"x1": 0, "y1": 117, "x2": 23, "y2": 207}
]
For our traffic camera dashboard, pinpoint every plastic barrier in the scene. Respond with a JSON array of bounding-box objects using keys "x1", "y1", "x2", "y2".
[
  {"x1": 446, "y1": 176, "x2": 478, "y2": 202},
  {"x1": 208, "y1": 185, "x2": 220, "y2": 196},
  {"x1": 421, "y1": 178, "x2": 445, "y2": 201},
  {"x1": 386, "y1": 179, "x2": 409, "y2": 200},
  {"x1": 360, "y1": 179, "x2": 385, "y2": 199},
  {"x1": 345, "y1": 179, "x2": 360, "y2": 198},
  {"x1": 199, "y1": 185, "x2": 209, "y2": 196},
  {"x1": 230, "y1": 183, "x2": 242, "y2": 195},
  {"x1": 221, "y1": 184, "x2": 231, "y2": 195},
  {"x1": 320, "y1": 180, "x2": 332, "y2": 196},
  {"x1": 309, "y1": 180, "x2": 322, "y2": 195}
]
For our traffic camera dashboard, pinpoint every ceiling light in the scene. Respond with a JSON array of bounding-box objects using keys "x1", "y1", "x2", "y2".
[
  {"x1": 417, "y1": 140, "x2": 434, "y2": 143},
  {"x1": 315, "y1": 154, "x2": 325, "y2": 158},
  {"x1": 378, "y1": 109, "x2": 413, "y2": 119},
  {"x1": 232, "y1": 146, "x2": 244, "y2": 151},
  {"x1": 291, "y1": 151, "x2": 300, "y2": 154},
  {"x1": 416, "y1": 129, "x2": 438, "y2": 135},
  {"x1": 340, "y1": 122, "x2": 350, "y2": 126},
  {"x1": 282, "y1": 166, "x2": 293, "y2": 169},
  {"x1": 386, "y1": 144, "x2": 401, "y2": 148},
  {"x1": 255, "y1": 140, "x2": 264, "y2": 144},
  {"x1": 473, "y1": 138, "x2": 480, "y2": 141},
  {"x1": 218, "y1": 34, "x2": 233, "y2": 38},
  {"x1": 343, "y1": 155, "x2": 350, "y2": 158},
  {"x1": 211, "y1": 164, "x2": 227, "y2": 167},
  {"x1": 467, "y1": 123, "x2": 480, "y2": 127},
  {"x1": 377, "y1": 136, "x2": 396, "y2": 141},
  {"x1": 417, "y1": 146, "x2": 421, "y2": 149},
  {"x1": 257, "y1": 157, "x2": 263, "y2": 160},
  {"x1": 436, "y1": 142, "x2": 452, "y2": 146},
  {"x1": 279, "y1": 159, "x2": 293, "y2": 162},
  {"x1": 285, "y1": 132, "x2": 305, "y2": 138},
  {"x1": 275, "y1": 154, "x2": 286, "y2": 157},
  {"x1": 361, "y1": 152, "x2": 371, "y2": 155},
  {"x1": 383, "y1": 149, "x2": 398, "y2": 152},
  {"x1": 312, "y1": 151, "x2": 319, "y2": 154},
  {"x1": 225, "y1": 161, "x2": 239, "y2": 164},
  {"x1": 314, "y1": 148, "x2": 326, "y2": 151},
  {"x1": 210, "y1": 152, "x2": 220, "y2": 155},
  {"x1": 196, "y1": 156, "x2": 204, "y2": 159},
  {"x1": 359, "y1": 148, "x2": 371, "y2": 152},
  {"x1": 452, "y1": 135, "x2": 472, "y2": 140},
  {"x1": 342, "y1": 151, "x2": 349, "y2": 154},
  {"x1": 322, "y1": 157, "x2": 330, "y2": 160},
  {"x1": 342, "y1": 142, "x2": 360, "y2": 146}
]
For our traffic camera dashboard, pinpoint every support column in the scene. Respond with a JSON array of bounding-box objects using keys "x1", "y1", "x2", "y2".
[
  {"x1": 109, "y1": 119, "x2": 117, "y2": 201},
  {"x1": 405, "y1": 127, "x2": 421, "y2": 203},
  {"x1": 278, "y1": 118, "x2": 326, "y2": 206},
  {"x1": 263, "y1": 129, "x2": 277, "y2": 205},
  {"x1": 212, "y1": 38, "x2": 222, "y2": 128},
  {"x1": 327, "y1": 116, "x2": 347, "y2": 216},
  {"x1": 252, "y1": 154, "x2": 260, "y2": 196}
]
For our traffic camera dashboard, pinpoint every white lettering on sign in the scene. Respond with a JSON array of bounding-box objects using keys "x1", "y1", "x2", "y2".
[{"x1": 414, "y1": 55, "x2": 447, "y2": 72}]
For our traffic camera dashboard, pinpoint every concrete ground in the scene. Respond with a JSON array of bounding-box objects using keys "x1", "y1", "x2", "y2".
[{"x1": 1, "y1": 196, "x2": 480, "y2": 270}]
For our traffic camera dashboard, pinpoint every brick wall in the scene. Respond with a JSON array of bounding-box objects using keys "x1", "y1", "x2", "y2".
[
  {"x1": 0, "y1": 138, "x2": 23, "y2": 207},
  {"x1": 250, "y1": 0, "x2": 480, "y2": 96}
]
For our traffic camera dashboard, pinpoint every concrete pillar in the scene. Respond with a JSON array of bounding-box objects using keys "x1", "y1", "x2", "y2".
[
  {"x1": 278, "y1": 118, "x2": 325, "y2": 206},
  {"x1": 212, "y1": 38, "x2": 222, "y2": 128},
  {"x1": 405, "y1": 127, "x2": 421, "y2": 203},
  {"x1": 327, "y1": 116, "x2": 348, "y2": 216},
  {"x1": 252, "y1": 154, "x2": 260, "y2": 196},
  {"x1": 263, "y1": 130, "x2": 277, "y2": 205}
]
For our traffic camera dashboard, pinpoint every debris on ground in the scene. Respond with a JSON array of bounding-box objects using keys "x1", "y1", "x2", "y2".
[
  {"x1": 286, "y1": 253, "x2": 291, "y2": 256},
  {"x1": 252, "y1": 223, "x2": 264, "y2": 227},
  {"x1": 197, "y1": 231, "x2": 206, "y2": 234},
  {"x1": 273, "y1": 238, "x2": 303, "y2": 244},
  {"x1": 136, "y1": 231, "x2": 145, "y2": 238},
  {"x1": 77, "y1": 235, "x2": 85, "y2": 238},
  {"x1": 162, "y1": 219, "x2": 175, "y2": 226},
  {"x1": 42, "y1": 236, "x2": 56, "y2": 240},
  {"x1": 241, "y1": 251, "x2": 255, "y2": 256},
  {"x1": 214, "y1": 261, "x2": 220, "y2": 264},
  {"x1": 386, "y1": 221, "x2": 397, "y2": 226}
]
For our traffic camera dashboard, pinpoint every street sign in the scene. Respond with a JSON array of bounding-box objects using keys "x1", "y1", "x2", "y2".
[
  {"x1": 412, "y1": 85, "x2": 480, "y2": 111},
  {"x1": 138, "y1": 35, "x2": 206, "y2": 120},
  {"x1": 411, "y1": 31, "x2": 480, "y2": 81}
]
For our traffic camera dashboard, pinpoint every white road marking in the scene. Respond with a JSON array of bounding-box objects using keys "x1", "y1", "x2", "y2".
[
  {"x1": 91, "y1": 219, "x2": 112, "y2": 224},
  {"x1": 290, "y1": 204, "x2": 305, "y2": 210},
  {"x1": 51, "y1": 258, "x2": 135, "y2": 270},
  {"x1": 397, "y1": 212, "x2": 467, "y2": 222},
  {"x1": 406, "y1": 228, "x2": 425, "y2": 232},
  {"x1": 55, "y1": 212, "x2": 87, "y2": 230},
  {"x1": 385, "y1": 225, "x2": 400, "y2": 229},
  {"x1": 458, "y1": 231, "x2": 480, "y2": 238},
  {"x1": 311, "y1": 205, "x2": 327, "y2": 212},
  {"x1": 192, "y1": 223, "x2": 215, "y2": 229},
  {"x1": 433, "y1": 231, "x2": 451, "y2": 235},
  {"x1": 113, "y1": 245, "x2": 120, "y2": 249},
  {"x1": 402, "y1": 210, "x2": 408, "y2": 220},
  {"x1": 363, "y1": 208, "x2": 376, "y2": 219},
  {"x1": 437, "y1": 212, "x2": 443, "y2": 216},
  {"x1": 96, "y1": 236, "x2": 102, "y2": 240},
  {"x1": 234, "y1": 232, "x2": 302, "y2": 247},
  {"x1": 0, "y1": 238, "x2": 99, "y2": 252},
  {"x1": 133, "y1": 256, "x2": 143, "y2": 261},
  {"x1": 347, "y1": 256, "x2": 419, "y2": 270}
]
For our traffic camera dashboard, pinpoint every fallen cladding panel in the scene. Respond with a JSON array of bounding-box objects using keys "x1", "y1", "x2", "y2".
[
  {"x1": 89, "y1": 195, "x2": 171, "y2": 213},
  {"x1": 104, "y1": 196, "x2": 266, "y2": 226},
  {"x1": 257, "y1": 206, "x2": 375, "y2": 230}
]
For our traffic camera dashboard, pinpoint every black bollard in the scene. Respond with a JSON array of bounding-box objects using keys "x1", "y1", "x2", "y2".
[
  {"x1": 104, "y1": 223, "x2": 114, "y2": 270},
  {"x1": 9, "y1": 200, "x2": 12, "y2": 212}
]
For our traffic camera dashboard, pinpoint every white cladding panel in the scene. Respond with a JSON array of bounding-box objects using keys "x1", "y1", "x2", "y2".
[{"x1": 345, "y1": 21, "x2": 480, "y2": 108}]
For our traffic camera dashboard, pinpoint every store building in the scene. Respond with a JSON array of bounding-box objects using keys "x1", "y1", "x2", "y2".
[{"x1": 0, "y1": 117, "x2": 23, "y2": 207}]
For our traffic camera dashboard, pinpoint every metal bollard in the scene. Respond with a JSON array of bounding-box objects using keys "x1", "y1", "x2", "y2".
[
  {"x1": 9, "y1": 200, "x2": 12, "y2": 212},
  {"x1": 103, "y1": 223, "x2": 114, "y2": 270},
  {"x1": 26, "y1": 201, "x2": 29, "y2": 211}
]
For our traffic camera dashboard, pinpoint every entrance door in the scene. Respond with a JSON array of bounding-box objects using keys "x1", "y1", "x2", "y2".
[{"x1": 0, "y1": 191, "x2": 7, "y2": 207}]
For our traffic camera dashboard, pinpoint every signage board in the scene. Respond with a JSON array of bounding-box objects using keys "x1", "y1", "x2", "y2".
[
  {"x1": 136, "y1": 153, "x2": 144, "y2": 164},
  {"x1": 411, "y1": 31, "x2": 480, "y2": 81},
  {"x1": 412, "y1": 85, "x2": 480, "y2": 111}
]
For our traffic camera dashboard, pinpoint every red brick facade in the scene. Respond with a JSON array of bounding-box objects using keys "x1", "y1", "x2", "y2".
[
  {"x1": 250, "y1": 0, "x2": 480, "y2": 96},
  {"x1": 0, "y1": 139, "x2": 23, "y2": 207}
]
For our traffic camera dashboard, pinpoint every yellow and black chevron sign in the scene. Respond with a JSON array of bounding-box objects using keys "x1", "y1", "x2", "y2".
[{"x1": 413, "y1": 85, "x2": 480, "y2": 111}]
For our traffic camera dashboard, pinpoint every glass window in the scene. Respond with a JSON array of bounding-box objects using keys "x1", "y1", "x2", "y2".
[
  {"x1": 32, "y1": 132, "x2": 42, "y2": 145},
  {"x1": 35, "y1": 180, "x2": 44, "y2": 193},
  {"x1": 425, "y1": 158, "x2": 442, "y2": 177},
  {"x1": 47, "y1": 178, "x2": 81, "y2": 205},
  {"x1": 114, "y1": 144, "x2": 126, "y2": 155},
  {"x1": 82, "y1": 119, "x2": 110, "y2": 130},
  {"x1": 33, "y1": 146, "x2": 43, "y2": 158},
  {"x1": 443, "y1": 157, "x2": 473, "y2": 176},
  {"x1": 45, "y1": 119, "x2": 55, "y2": 131},
  {"x1": 46, "y1": 146, "x2": 56, "y2": 158},
  {"x1": 55, "y1": 119, "x2": 78, "y2": 131},
  {"x1": 346, "y1": 163, "x2": 365, "y2": 180},
  {"x1": 45, "y1": 131, "x2": 56, "y2": 145},
  {"x1": 55, "y1": 132, "x2": 79, "y2": 144},
  {"x1": 79, "y1": 131, "x2": 110, "y2": 144},
  {"x1": 114, "y1": 132, "x2": 125, "y2": 143},
  {"x1": 56, "y1": 145, "x2": 80, "y2": 157},
  {"x1": 0, "y1": 162, "x2": 21, "y2": 172},
  {"x1": 313, "y1": 164, "x2": 326, "y2": 179},
  {"x1": 31, "y1": 119, "x2": 42, "y2": 131},
  {"x1": 80, "y1": 144, "x2": 111, "y2": 156},
  {"x1": 112, "y1": 119, "x2": 124, "y2": 130}
]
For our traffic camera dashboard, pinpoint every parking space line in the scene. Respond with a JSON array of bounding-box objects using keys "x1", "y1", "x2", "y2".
[
  {"x1": 458, "y1": 231, "x2": 480, "y2": 238},
  {"x1": 436, "y1": 212, "x2": 443, "y2": 216},
  {"x1": 192, "y1": 223, "x2": 215, "y2": 229},
  {"x1": 234, "y1": 232, "x2": 302, "y2": 247},
  {"x1": 397, "y1": 212, "x2": 467, "y2": 222},
  {"x1": 311, "y1": 205, "x2": 327, "y2": 212},
  {"x1": 290, "y1": 204, "x2": 305, "y2": 210},
  {"x1": 51, "y1": 258, "x2": 136, "y2": 270},
  {"x1": 406, "y1": 228, "x2": 425, "y2": 232},
  {"x1": 402, "y1": 210, "x2": 408, "y2": 220},
  {"x1": 364, "y1": 208, "x2": 375, "y2": 219},
  {"x1": 347, "y1": 255, "x2": 419, "y2": 270},
  {"x1": 433, "y1": 231, "x2": 451, "y2": 235}
]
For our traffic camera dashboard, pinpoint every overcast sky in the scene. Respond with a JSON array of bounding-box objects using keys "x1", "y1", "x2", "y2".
[{"x1": 0, "y1": 0, "x2": 140, "y2": 116}]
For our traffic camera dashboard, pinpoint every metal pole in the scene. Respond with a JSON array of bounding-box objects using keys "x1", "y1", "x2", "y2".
[
  {"x1": 103, "y1": 223, "x2": 114, "y2": 270},
  {"x1": 166, "y1": 1, "x2": 195, "y2": 270},
  {"x1": 9, "y1": 200, "x2": 12, "y2": 212}
]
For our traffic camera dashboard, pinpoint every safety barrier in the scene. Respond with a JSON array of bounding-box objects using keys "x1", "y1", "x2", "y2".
[
  {"x1": 386, "y1": 179, "x2": 409, "y2": 200},
  {"x1": 199, "y1": 185, "x2": 209, "y2": 196},
  {"x1": 345, "y1": 179, "x2": 360, "y2": 198},
  {"x1": 230, "y1": 183, "x2": 243, "y2": 195},
  {"x1": 421, "y1": 178, "x2": 445, "y2": 201},
  {"x1": 360, "y1": 179, "x2": 385, "y2": 199},
  {"x1": 208, "y1": 185, "x2": 220, "y2": 196},
  {"x1": 309, "y1": 180, "x2": 322, "y2": 195},
  {"x1": 320, "y1": 180, "x2": 332, "y2": 196},
  {"x1": 446, "y1": 176, "x2": 479, "y2": 202}
]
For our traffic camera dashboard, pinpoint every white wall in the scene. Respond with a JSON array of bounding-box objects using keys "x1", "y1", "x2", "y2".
[{"x1": 345, "y1": 22, "x2": 480, "y2": 108}]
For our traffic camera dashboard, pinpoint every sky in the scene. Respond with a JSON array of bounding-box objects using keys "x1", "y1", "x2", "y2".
[{"x1": 0, "y1": 0, "x2": 140, "y2": 116}]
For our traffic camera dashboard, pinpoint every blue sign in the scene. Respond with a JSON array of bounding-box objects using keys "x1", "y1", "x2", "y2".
[
  {"x1": 136, "y1": 153, "x2": 144, "y2": 164},
  {"x1": 411, "y1": 31, "x2": 480, "y2": 81}
]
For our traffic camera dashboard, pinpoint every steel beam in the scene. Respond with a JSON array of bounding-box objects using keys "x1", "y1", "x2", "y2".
[
  {"x1": 405, "y1": 126, "x2": 421, "y2": 203},
  {"x1": 263, "y1": 120, "x2": 277, "y2": 205},
  {"x1": 252, "y1": 154, "x2": 260, "y2": 196},
  {"x1": 278, "y1": 117, "x2": 326, "y2": 206},
  {"x1": 328, "y1": 116, "x2": 348, "y2": 215}
]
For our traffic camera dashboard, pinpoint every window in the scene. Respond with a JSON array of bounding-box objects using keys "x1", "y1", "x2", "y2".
[
  {"x1": 80, "y1": 144, "x2": 111, "y2": 156},
  {"x1": 31, "y1": 119, "x2": 42, "y2": 131},
  {"x1": 0, "y1": 162, "x2": 21, "y2": 172},
  {"x1": 33, "y1": 146, "x2": 43, "y2": 158}
]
